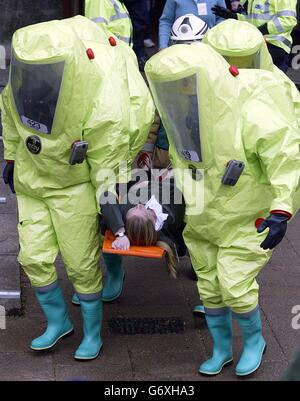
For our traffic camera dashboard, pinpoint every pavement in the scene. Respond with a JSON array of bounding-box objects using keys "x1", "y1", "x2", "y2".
[
  {"x1": 0, "y1": 149, "x2": 300, "y2": 380},
  {"x1": 0, "y1": 55, "x2": 300, "y2": 382},
  {"x1": 0, "y1": 143, "x2": 21, "y2": 312}
]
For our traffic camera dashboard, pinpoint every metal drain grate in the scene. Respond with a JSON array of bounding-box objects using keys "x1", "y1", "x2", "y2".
[{"x1": 108, "y1": 317, "x2": 185, "y2": 335}]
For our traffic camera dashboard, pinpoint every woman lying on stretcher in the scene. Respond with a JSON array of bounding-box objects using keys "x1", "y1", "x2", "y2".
[
  {"x1": 99, "y1": 176, "x2": 187, "y2": 289},
  {"x1": 72, "y1": 175, "x2": 204, "y2": 313},
  {"x1": 73, "y1": 176, "x2": 186, "y2": 304}
]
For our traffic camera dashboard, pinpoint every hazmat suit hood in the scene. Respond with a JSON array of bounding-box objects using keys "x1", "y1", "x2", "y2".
[
  {"x1": 202, "y1": 19, "x2": 274, "y2": 70},
  {"x1": 145, "y1": 43, "x2": 243, "y2": 170},
  {"x1": 145, "y1": 43, "x2": 246, "y2": 215},
  {"x1": 202, "y1": 17, "x2": 300, "y2": 144},
  {"x1": 145, "y1": 42, "x2": 300, "y2": 229},
  {"x1": 10, "y1": 16, "x2": 110, "y2": 137}
]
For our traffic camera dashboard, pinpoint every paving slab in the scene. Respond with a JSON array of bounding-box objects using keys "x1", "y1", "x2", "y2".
[
  {"x1": 0, "y1": 215, "x2": 19, "y2": 255},
  {"x1": 130, "y1": 348, "x2": 202, "y2": 381},
  {"x1": 0, "y1": 352, "x2": 55, "y2": 381},
  {"x1": 0, "y1": 256, "x2": 21, "y2": 311},
  {"x1": 0, "y1": 142, "x2": 20, "y2": 312},
  {"x1": 55, "y1": 365, "x2": 134, "y2": 382},
  {"x1": 259, "y1": 283, "x2": 300, "y2": 361},
  {"x1": 121, "y1": 331, "x2": 204, "y2": 355}
]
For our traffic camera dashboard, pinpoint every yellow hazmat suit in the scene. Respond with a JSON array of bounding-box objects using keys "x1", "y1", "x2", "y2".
[
  {"x1": 145, "y1": 43, "x2": 300, "y2": 313},
  {"x1": 203, "y1": 19, "x2": 300, "y2": 121},
  {"x1": 203, "y1": 18, "x2": 300, "y2": 209},
  {"x1": 1, "y1": 16, "x2": 154, "y2": 295}
]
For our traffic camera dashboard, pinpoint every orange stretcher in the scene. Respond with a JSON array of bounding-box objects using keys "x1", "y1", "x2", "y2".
[{"x1": 102, "y1": 230, "x2": 165, "y2": 259}]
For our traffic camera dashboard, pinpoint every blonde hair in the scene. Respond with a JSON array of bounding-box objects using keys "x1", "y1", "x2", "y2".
[
  {"x1": 156, "y1": 240, "x2": 178, "y2": 279},
  {"x1": 126, "y1": 216, "x2": 178, "y2": 278},
  {"x1": 126, "y1": 215, "x2": 158, "y2": 246}
]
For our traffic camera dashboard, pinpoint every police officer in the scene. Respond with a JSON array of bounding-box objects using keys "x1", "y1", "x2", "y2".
[
  {"x1": 211, "y1": 0, "x2": 298, "y2": 72},
  {"x1": 122, "y1": 0, "x2": 151, "y2": 70},
  {"x1": 85, "y1": 0, "x2": 133, "y2": 45},
  {"x1": 145, "y1": 42, "x2": 300, "y2": 377},
  {"x1": 1, "y1": 16, "x2": 154, "y2": 360}
]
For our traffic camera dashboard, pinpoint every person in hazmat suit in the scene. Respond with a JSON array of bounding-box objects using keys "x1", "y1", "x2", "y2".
[
  {"x1": 202, "y1": 19, "x2": 300, "y2": 115},
  {"x1": 211, "y1": 0, "x2": 298, "y2": 72},
  {"x1": 84, "y1": 0, "x2": 133, "y2": 46},
  {"x1": 188, "y1": 17, "x2": 300, "y2": 317},
  {"x1": 145, "y1": 43, "x2": 300, "y2": 376},
  {"x1": 1, "y1": 15, "x2": 154, "y2": 360},
  {"x1": 202, "y1": 18, "x2": 300, "y2": 203}
]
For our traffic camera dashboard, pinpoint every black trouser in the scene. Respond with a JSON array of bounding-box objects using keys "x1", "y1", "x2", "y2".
[
  {"x1": 267, "y1": 42, "x2": 290, "y2": 73},
  {"x1": 122, "y1": 0, "x2": 150, "y2": 58}
]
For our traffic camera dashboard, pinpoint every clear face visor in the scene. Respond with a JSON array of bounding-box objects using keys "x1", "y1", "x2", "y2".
[
  {"x1": 153, "y1": 74, "x2": 202, "y2": 163},
  {"x1": 10, "y1": 52, "x2": 65, "y2": 134},
  {"x1": 224, "y1": 51, "x2": 261, "y2": 69}
]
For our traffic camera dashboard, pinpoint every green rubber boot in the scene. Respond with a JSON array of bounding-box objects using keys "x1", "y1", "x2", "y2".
[
  {"x1": 235, "y1": 308, "x2": 266, "y2": 376},
  {"x1": 31, "y1": 285, "x2": 74, "y2": 351},
  {"x1": 199, "y1": 309, "x2": 233, "y2": 375},
  {"x1": 74, "y1": 297, "x2": 103, "y2": 360},
  {"x1": 102, "y1": 253, "x2": 124, "y2": 302},
  {"x1": 192, "y1": 305, "x2": 206, "y2": 318}
]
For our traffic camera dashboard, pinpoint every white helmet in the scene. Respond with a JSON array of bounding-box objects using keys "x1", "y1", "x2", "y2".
[{"x1": 170, "y1": 14, "x2": 209, "y2": 44}]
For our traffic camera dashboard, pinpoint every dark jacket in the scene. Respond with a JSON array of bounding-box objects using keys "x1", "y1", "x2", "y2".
[{"x1": 100, "y1": 178, "x2": 186, "y2": 256}]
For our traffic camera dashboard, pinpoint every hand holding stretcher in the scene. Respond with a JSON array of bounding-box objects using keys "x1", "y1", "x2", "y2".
[{"x1": 102, "y1": 230, "x2": 166, "y2": 259}]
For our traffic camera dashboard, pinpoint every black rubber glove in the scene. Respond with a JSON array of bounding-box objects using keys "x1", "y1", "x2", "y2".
[
  {"x1": 257, "y1": 213, "x2": 290, "y2": 250},
  {"x1": 257, "y1": 23, "x2": 269, "y2": 35},
  {"x1": 211, "y1": 5, "x2": 238, "y2": 19},
  {"x1": 3, "y1": 162, "x2": 15, "y2": 194}
]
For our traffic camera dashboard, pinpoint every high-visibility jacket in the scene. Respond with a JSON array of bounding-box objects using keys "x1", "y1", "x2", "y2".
[
  {"x1": 237, "y1": 0, "x2": 297, "y2": 53},
  {"x1": 85, "y1": 0, "x2": 133, "y2": 45}
]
